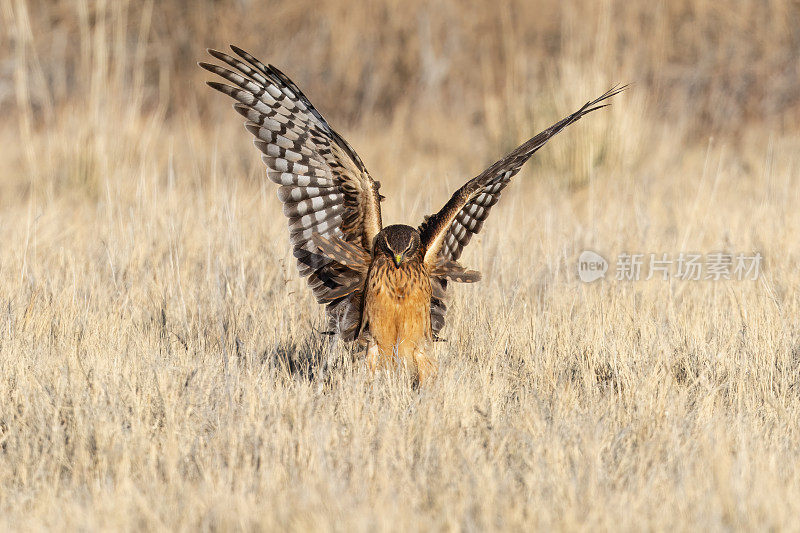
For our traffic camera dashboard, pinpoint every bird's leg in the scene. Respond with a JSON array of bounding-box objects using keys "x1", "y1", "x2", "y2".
[
  {"x1": 367, "y1": 336, "x2": 435, "y2": 382},
  {"x1": 413, "y1": 344, "x2": 437, "y2": 384},
  {"x1": 396, "y1": 338, "x2": 436, "y2": 383},
  {"x1": 366, "y1": 339, "x2": 382, "y2": 372}
]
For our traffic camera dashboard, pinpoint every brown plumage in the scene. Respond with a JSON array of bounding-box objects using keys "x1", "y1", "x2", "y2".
[
  {"x1": 362, "y1": 226, "x2": 434, "y2": 379},
  {"x1": 201, "y1": 46, "x2": 626, "y2": 381}
]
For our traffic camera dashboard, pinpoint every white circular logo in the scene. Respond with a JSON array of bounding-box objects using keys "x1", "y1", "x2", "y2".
[{"x1": 578, "y1": 250, "x2": 608, "y2": 282}]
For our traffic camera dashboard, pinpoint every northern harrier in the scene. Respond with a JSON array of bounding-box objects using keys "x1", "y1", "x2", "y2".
[{"x1": 200, "y1": 46, "x2": 624, "y2": 382}]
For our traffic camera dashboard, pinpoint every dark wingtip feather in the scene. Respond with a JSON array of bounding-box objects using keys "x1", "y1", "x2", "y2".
[
  {"x1": 230, "y1": 44, "x2": 256, "y2": 63},
  {"x1": 244, "y1": 123, "x2": 261, "y2": 137},
  {"x1": 207, "y1": 48, "x2": 228, "y2": 61},
  {"x1": 567, "y1": 84, "x2": 628, "y2": 125},
  {"x1": 595, "y1": 83, "x2": 629, "y2": 104},
  {"x1": 206, "y1": 81, "x2": 231, "y2": 93},
  {"x1": 233, "y1": 103, "x2": 252, "y2": 119},
  {"x1": 582, "y1": 103, "x2": 612, "y2": 114}
]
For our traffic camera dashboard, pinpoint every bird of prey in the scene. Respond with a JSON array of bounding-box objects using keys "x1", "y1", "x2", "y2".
[{"x1": 200, "y1": 46, "x2": 624, "y2": 382}]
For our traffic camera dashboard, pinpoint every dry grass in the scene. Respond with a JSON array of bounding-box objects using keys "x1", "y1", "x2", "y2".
[{"x1": 2, "y1": 0, "x2": 800, "y2": 530}]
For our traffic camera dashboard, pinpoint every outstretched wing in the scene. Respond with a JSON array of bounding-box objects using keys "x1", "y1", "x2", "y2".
[
  {"x1": 419, "y1": 85, "x2": 626, "y2": 335},
  {"x1": 200, "y1": 46, "x2": 383, "y2": 339}
]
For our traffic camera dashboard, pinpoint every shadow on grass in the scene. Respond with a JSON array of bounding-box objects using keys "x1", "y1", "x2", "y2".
[{"x1": 261, "y1": 332, "x2": 359, "y2": 383}]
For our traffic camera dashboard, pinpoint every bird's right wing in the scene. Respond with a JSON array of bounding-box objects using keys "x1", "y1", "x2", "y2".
[{"x1": 200, "y1": 46, "x2": 384, "y2": 339}]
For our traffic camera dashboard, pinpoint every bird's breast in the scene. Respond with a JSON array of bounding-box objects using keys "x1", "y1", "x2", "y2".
[
  {"x1": 364, "y1": 257, "x2": 433, "y2": 347},
  {"x1": 368, "y1": 258, "x2": 430, "y2": 300}
]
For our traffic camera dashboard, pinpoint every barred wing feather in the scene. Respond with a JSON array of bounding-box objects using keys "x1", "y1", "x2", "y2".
[
  {"x1": 200, "y1": 46, "x2": 383, "y2": 339},
  {"x1": 419, "y1": 85, "x2": 626, "y2": 336}
]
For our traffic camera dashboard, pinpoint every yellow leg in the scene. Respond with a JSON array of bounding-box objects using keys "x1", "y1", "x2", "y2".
[
  {"x1": 413, "y1": 345, "x2": 437, "y2": 384},
  {"x1": 396, "y1": 339, "x2": 436, "y2": 383},
  {"x1": 367, "y1": 338, "x2": 436, "y2": 383},
  {"x1": 367, "y1": 340, "x2": 382, "y2": 372}
]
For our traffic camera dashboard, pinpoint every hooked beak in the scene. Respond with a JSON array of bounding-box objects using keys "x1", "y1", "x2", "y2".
[{"x1": 393, "y1": 253, "x2": 403, "y2": 267}]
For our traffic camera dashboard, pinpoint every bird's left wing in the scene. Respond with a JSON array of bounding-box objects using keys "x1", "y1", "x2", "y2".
[
  {"x1": 420, "y1": 85, "x2": 626, "y2": 266},
  {"x1": 419, "y1": 85, "x2": 626, "y2": 335}
]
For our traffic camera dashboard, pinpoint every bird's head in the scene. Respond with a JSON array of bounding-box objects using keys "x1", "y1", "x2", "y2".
[{"x1": 376, "y1": 225, "x2": 421, "y2": 267}]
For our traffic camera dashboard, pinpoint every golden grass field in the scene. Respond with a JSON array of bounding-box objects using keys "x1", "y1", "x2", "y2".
[{"x1": 2, "y1": 0, "x2": 800, "y2": 530}]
